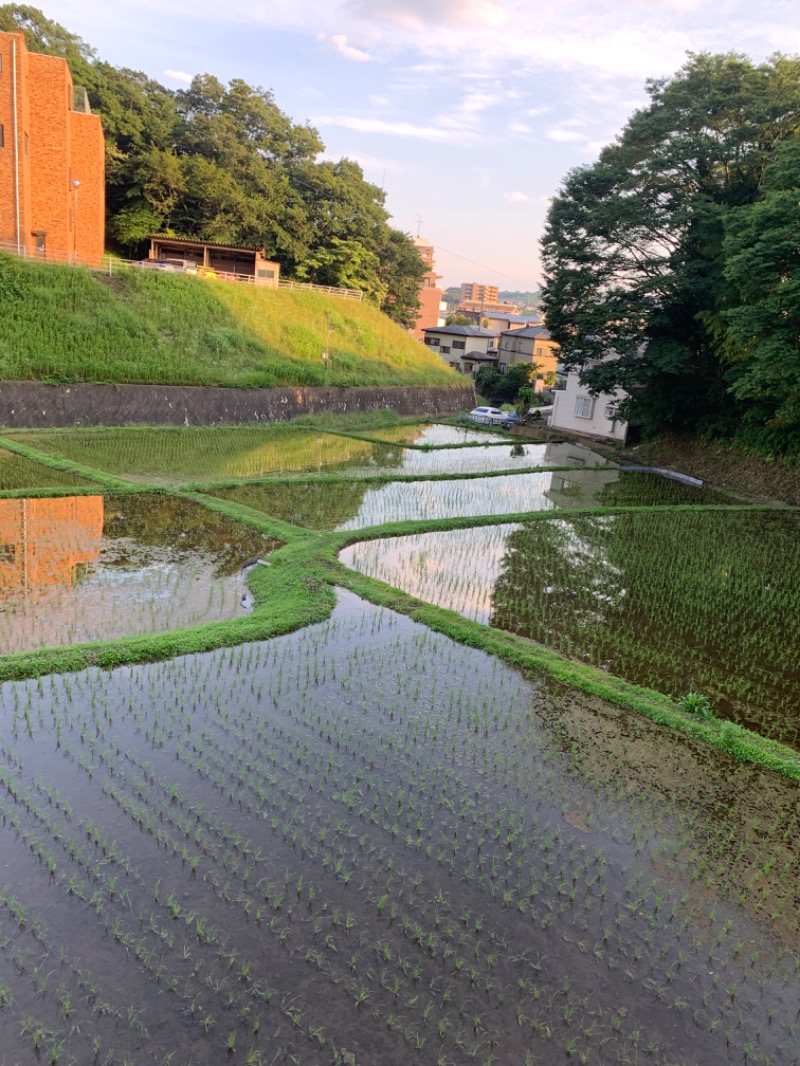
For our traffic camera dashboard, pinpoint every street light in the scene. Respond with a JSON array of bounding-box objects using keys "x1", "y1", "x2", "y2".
[{"x1": 72, "y1": 179, "x2": 80, "y2": 264}]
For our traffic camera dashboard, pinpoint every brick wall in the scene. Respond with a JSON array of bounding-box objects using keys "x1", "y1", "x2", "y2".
[
  {"x1": 0, "y1": 30, "x2": 104, "y2": 264},
  {"x1": 28, "y1": 52, "x2": 72, "y2": 262},
  {"x1": 0, "y1": 32, "x2": 33, "y2": 253},
  {"x1": 69, "y1": 113, "x2": 104, "y2": 267},
  {"x1": 0, "y1": 381, "x2": 477, "y2": 429}
]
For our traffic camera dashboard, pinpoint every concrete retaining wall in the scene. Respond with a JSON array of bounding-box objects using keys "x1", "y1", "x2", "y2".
[{"x1": 0, "y1": 381, "x2": 476, "y2": 429}]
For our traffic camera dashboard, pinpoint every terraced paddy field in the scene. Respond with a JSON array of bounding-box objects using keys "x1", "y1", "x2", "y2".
[{"x1": 0, "y1": 416, "x2": 797, "y2": 1066}]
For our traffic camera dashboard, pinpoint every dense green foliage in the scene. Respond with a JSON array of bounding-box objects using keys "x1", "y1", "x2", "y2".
[
  {"x1": 541, "y1": 52, "x2": 800, "y2": 451},
  {"x1": 0, "y1": 5, "x2": 427, "y2": 324},
  {"x1": 475, "y1": 363, "x2": 532, "y2": 403},
  {"x1": 0, "y1": 253, "x2": 456, "y2": 387}
]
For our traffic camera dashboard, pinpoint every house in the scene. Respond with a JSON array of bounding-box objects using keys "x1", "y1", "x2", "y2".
[
  {"x1": 497, "y1": 326, "x2": 559, "y2": 388},
  {"x1": 0, "y1": 30, "x2": 105, "y2": 266},
  {"x1": 421, "y1": 324, "x2": 498, "y2": 375},
  {"x1": 147, "y1": 236, "x2": 280, "y2": 283},
  {"x1": 482, "y1": 311, "x2": 541, "y2": 333},
  {"x1": 549, "y1": 365, "x2": 629, "y2": 442}
]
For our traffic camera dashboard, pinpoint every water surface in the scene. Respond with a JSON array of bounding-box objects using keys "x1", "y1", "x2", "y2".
[{"x1": 0, "y1": 493, "x2": 278, "y2": 654}]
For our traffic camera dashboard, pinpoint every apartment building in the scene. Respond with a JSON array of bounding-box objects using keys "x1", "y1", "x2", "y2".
[
  {"x1": 0, "y1": 30, "x2": 104, "y2": 266},
  {"x1": 411, "y1": 236, "x2": 446, "y2": 340},
  {"x1": 459, "y1": 281, "x2": 499, "y2": 305}
]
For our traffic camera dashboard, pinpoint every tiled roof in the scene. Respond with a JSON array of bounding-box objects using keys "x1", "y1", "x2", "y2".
[
  {"x1": 499, "y1": 326, "x2": 551, "y2": 339},
  {"x1": 423, "y1": 325, "x2": 499, "y2": 337}
]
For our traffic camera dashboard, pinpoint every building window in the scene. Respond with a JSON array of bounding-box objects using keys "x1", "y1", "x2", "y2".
[
  {"x1": 424, "y1": 337, "x2": 439, "y2": 346},
  {"x1": 440, "y1": 345, "x2": 450, "y2": 353},
  {"x1": 604, "y1": 403, "x2": 618, "y2": 419},
  {"x1": 0, "y1": 543, "x2": 16, "y2": 563},
  {"x1": 574, "y1": 396, "x2": 595, "y2": 419},
  {"x1": 24, "y1": 132, "x2": 29, "y2": 155},
  {"x1": 452, "y1": 340, "x2": 466, "y2": 350},
  {"x1": 0, "y1": 124, "x2": 4, "y2": 149}
]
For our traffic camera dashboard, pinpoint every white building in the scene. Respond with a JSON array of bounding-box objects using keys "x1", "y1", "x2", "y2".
[
  {"x1": 549, "y1": 367, "x2": 629, "y2": 442},
  {"x1": 421, "y1": 325, "x2": 499, "y2": 375}
]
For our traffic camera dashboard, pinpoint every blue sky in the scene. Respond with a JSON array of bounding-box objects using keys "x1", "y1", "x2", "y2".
[{"x1": 40, "y1": 0, "x2": 798, "y2": 289}]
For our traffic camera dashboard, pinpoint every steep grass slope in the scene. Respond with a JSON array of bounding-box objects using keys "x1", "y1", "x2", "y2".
[{"x1": 0, "y1": 253, "x2": 457, "y2": 388}]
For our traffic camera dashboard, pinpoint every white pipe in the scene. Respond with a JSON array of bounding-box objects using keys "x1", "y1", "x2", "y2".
[{"x1": 11, "y1": 37, "x2": 21, "y2": 254}]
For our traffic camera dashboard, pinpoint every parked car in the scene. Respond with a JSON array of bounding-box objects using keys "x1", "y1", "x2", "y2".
[
  {"x1": 139, "y1": 258, "x2": 198, "y2": 274},
  {"x1": 469, "y1": 406, "x2": 513, "y2": 426}
]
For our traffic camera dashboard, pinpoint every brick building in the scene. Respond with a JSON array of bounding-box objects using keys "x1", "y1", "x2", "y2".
[
  {"x1": 411, "y1": 236, "x2": 446, "y2": 340},
  {"x1": 0, "y1": 31, "x2": 104, "y2": 266}
]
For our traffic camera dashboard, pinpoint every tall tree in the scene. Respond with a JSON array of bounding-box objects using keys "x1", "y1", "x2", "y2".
[
  {"x1": 721, "y1": 138, "x2": 800, "y2": 449},
  {"x1": 541, "y1": 52, "x2": 800, "y2": 440}
]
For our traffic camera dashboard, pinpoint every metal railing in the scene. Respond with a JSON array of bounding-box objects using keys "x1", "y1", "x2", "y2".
[{"x1": 0, "y1": 242, "x2": 363, "y2": 301}]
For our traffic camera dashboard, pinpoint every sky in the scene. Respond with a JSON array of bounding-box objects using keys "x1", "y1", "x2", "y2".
[{"x1": 36, "y1": 0, "x2": 799, "y2": 289}]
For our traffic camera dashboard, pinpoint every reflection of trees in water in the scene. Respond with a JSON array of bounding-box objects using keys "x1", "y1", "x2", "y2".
[
  {"x1": 103, "y1": 494, "x2": 277, "y2": 576},
  {"x1": 491, "y1": 516, "x2": 623, "y2": 645},
  {"x1": 215, "y1": 481, "x2": 370, "y2": 531},
  {"x1": 490, "y1": 511, "x2": 800, "y2": 743}
]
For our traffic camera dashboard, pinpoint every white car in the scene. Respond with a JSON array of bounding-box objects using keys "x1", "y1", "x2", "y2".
[{"x1": 469, "y1": 406, "x2": 514, "y2": 427}]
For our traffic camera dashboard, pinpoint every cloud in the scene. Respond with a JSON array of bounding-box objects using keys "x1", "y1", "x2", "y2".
[
  {"x1": 508, "y1": 121, "x2": 531, "y2": 134},
  {"x1": 348, "y1": 0, "x2": 507, "y2": 31},
  {"x1": 317, "y1": 33, "x2": 373, "y2": 62},
  {"x1": 311, "y1": 114, "x2": 472, "y2": 143},
  {"x1": 504, "y1": 190, "x2": 531, "y2": 202},
  {"x1": 546, "y1": 127, "x2": 588, "y2": 143},
  {"x1": 163, "y1": 69, "x2": 193, "y2": 84},
  {"x1": 368, "y1": 94, "x2": 389, "y2": 106}
]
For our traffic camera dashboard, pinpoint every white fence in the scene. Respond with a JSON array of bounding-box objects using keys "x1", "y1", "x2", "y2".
[{"x1": 0, "y1": 241, "x2": 363, "y2": 301}]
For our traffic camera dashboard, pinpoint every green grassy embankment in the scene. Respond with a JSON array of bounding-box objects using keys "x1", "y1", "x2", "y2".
[{"x1": 0, "y1": 253, "x2": 457, "y2": 388}]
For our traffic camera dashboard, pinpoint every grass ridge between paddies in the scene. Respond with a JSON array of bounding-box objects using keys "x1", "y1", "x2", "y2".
[{"x1": 0, "y1": 252, "x2": 458, "y2": 388}]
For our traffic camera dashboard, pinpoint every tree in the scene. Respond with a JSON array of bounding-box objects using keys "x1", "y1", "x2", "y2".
[
  {"x1": 446, "y1": 314, "x2": 472, "y2": 326},
  {"x1": 475, "y1": 363, "x2": 532, "y2": 404},
  {"x1": 377, "y1": 231, "x2": 426, "y2": 329},
  {"x1": 541, "y1": 52, "x2": 800, "y2": 443},
  {"x1": 721, "y1": 138, "x2": 800, "y2": 450}
]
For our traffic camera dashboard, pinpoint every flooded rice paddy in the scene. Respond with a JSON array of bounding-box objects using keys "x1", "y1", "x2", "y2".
[
  {"x1": 0, "y1": 591, "x2": 798, "y2": 1066},
  {"x1": 210, "y1": 469, "x2": 735, "y2": 531},
  {"x1": 6, "y1": 428, "x2": 611, "y2": 485},
  {"x1": 353, "y1": 423, "x2": 510, "y2": 446},
  {"x1": 0, "y1": 494, "x2": 277, "y2": 655},
  {"x1": 341, "y1": 508, "x2": 800, "y2": 746},
  {"x1": 0, "y1": 419, "x2": 798, "y2": 1065}
]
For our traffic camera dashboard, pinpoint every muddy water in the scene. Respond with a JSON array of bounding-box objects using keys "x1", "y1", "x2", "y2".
[
  {"x1": 0, "y1": 590, "x2": 796, "y2": 1065},
  {"x1": 0, "y1": 493, "x2": 277, "y2": 655}
]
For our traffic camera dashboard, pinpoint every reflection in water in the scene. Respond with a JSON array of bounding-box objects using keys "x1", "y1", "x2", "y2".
[
  {"x1": 0, "y1": 495, "x2": 278, "y2": 656},
  {"x1": 362, "y1": 423, "x2": 505, "y2": 446},
  {"x1": 0, "y1": 496, "x2": 103, "y2": 600},
  {"x1": 341, "y1": 524, "x2": 520, "y2": 622}
]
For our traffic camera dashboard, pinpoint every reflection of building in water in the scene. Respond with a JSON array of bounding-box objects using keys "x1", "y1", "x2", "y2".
[
  {"x1": 545, "y1": 469, "x2": 621, "y2": 509},
  {"x1": 543, "y1": 445, "x2": 620, "y2": 508},
  {"x1": 0, "y1": 496, "x2": 103, "y2": 600}
]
